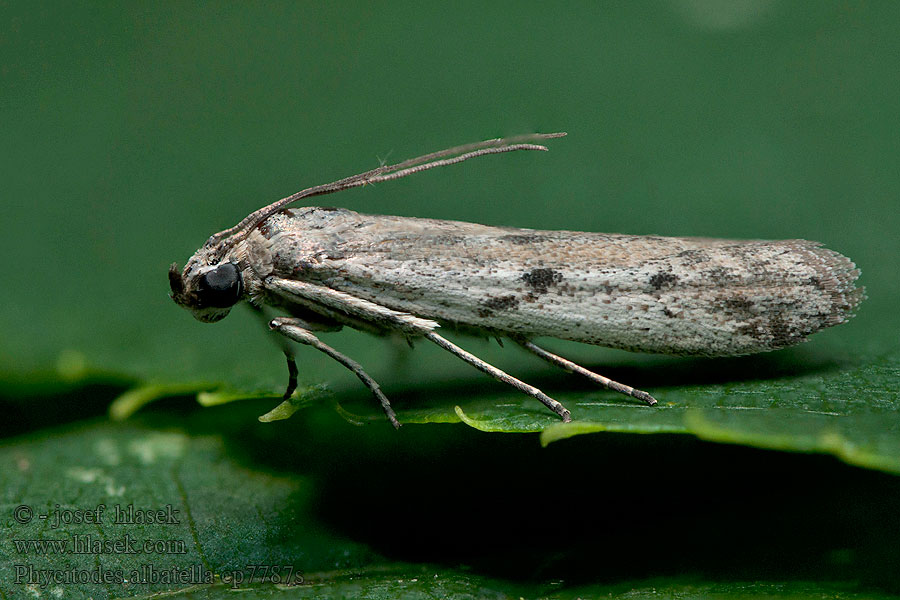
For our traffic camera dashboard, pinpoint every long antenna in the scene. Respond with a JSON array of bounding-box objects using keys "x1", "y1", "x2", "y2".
[{"x1": 208, "y1": 132, "x2": 566, "y2": 248}]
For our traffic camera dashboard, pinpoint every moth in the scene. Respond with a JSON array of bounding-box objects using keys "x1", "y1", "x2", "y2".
[{"x1": 169, "y1": 133, "x2": 864, "y2": 428}]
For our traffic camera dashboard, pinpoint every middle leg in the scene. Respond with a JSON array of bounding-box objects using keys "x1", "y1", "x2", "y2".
[
  {"x1": 424, "y1": 332, "x2": 572, "y2": 422},
  {"x1": 514, "y1": 337, "x2": 657, "y2": 406}
]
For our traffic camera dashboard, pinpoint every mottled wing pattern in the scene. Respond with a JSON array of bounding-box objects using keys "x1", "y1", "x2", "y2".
[{"x1": 255, "y1": 208, "x2": 863, "y2": 356}]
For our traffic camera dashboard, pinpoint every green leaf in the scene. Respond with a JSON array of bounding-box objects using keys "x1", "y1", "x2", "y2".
[
  {"x1": 3, "y1": 397, "x2": 900, "y2": 599},
  {"x1": 326, "y1": 349, "x2": 900, "y2": 474}
]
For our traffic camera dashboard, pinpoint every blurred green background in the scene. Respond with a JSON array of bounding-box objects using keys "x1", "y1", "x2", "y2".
[{"x1": 2, "y1": 2, "x2": 900, "y2": 599}]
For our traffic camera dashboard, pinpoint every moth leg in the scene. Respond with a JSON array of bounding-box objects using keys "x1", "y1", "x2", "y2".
[
  {"x1": 247, "y1": 305, "x2": 300, "y2": 401},
  {"x1": 269, "y1": 317, "x2": 400, "y2": 429},
  {"x1": 424, "y1": 332, "x2": 572, "y2": 423},
  {"x1": 267, "y1": 277, "x2": 439, "y2": 336},
  {"x1": 267, "y1": 278, "x2": 572, "y2": 421},
  {"x1": 515, "y1": 338, "x2": 657, "y2": 406},
  {"x1": 281, "y1": 351, "x2": 299, "y2": 403},
  {"x1": 247, "y1": 304, "x2": 340, "y2": 402}
]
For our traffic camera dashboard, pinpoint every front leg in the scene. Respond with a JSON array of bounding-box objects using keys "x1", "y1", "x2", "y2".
[
  {"x1": 269, "y1": 316, "x2": 400, "y2": 429},
  {"x1": 266, "y1": 277, "x2": 438, "y2": 335},
  {"x1": 247, "y1": 304, "x2": 343, "y2": 403}
]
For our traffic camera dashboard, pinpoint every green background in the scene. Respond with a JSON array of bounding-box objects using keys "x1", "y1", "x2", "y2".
[{"x1": 2, "y1": 2, "x2": 899, "y2": 598}]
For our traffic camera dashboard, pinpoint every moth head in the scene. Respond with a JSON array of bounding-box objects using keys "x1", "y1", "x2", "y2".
[{"x1": 169, "y1": 258, "x2": 244, "y2": 323}]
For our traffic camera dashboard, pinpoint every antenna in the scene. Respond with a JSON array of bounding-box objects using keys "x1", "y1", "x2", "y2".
[{"x1": 208, "y1": 132, "x2": 567, "y2": 248}]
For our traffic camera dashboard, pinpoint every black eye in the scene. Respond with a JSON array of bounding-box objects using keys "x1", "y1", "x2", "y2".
[{"x1": 197, "y1": 263, "x2": 243, "y2": 308}]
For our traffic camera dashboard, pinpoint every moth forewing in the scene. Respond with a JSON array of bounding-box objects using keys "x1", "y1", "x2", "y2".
[
  {"x1": 255, "y1": 210, "x2": 862, "y2": 356},
  {"x1": 169, "y1": 132, "x2": 863, "y2": 428}
]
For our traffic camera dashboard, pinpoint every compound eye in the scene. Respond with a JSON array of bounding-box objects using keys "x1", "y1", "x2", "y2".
[{"x1": 197, "y1": 263, "x2": 243, "y2": 308}]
